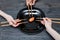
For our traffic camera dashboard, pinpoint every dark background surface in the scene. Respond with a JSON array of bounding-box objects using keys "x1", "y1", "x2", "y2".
[{"x1": 0, "y1": 0, "x2": 60, "y2": 40}]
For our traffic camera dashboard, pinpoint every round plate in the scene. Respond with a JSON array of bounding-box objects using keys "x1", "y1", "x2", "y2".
[{"x1": 17, "y1": 7, "x2": 45, "y2": 35}]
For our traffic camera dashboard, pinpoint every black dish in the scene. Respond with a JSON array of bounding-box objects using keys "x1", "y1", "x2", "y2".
[{"x1": 17, "y1": 7, "x2": 45, "y2": 35}]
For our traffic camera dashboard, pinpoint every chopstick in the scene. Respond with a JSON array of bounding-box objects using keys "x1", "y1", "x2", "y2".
[
  {"x1": 0, "y1": 19, "x2": 27, "y2": 27},
  {"x1": 0, "y1": 19, "x2": 27, "y2": 24},
  {"x1": 52, "y1": 21, "x2": 60, "y2": 24},
  {"x1": 1, "y1": 17, "x2": 60, "y2": 27},
  {"x1": 36, "y1": 20, "x2": 60, "y2": 24},
  {"x1": 50, "y1": 18, "x2": 60, "y2": 20},
  {"x1": 36, "y1": 18, "x2": 60, "y2": 20},
  {"x1": 0, "y1": 21, "x2": 28, "y2": 27},
  {"x1": 28, "y1": 4, "x2": 33, "y2": 17},
  {"x1": 31, "y1": 5, "x2": 33, "y2": 17},
  {"x1": 36, "y1": 17, "x2": 60, "y2": 24},
  {"x1": 28, "y1": 5, "x2": 31, "y2": 16}
]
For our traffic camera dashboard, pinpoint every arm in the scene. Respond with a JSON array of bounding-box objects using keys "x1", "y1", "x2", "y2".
[
  {"x1": 46, "y1": 27, "x2": 60, "y2": 40},
  {"x1": 0, "y1": 10, "x2": 20, "y2": 27},
  {"x1": 41, "y1": 18, "x2": 60, "y2": 40}
]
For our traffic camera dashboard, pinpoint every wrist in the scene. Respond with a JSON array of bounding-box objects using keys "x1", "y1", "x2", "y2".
[
  {"x1": 46, "y1": 28, "x2": 53, "y2": 31},
  {"x1": 45, "y1": 26, "x2": 52, "y2": 30}
]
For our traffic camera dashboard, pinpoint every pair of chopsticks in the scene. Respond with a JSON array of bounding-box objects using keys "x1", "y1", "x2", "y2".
[
  {"x1": 36, "y1": 18, "x2": 60, "y2": 20},
  {"x1": 0, "y1": 19, "x2": 28, "y2": 27},
  {"x1": 0, "y1": 17, "x2": 60, "y2": 27},
  {"x1": 36, "y1": 18, "x2": 60, "y2": 24},
  {"x1": 0, "y1": 21, "x2": 28, "y2": 27},
  {"x1": 28, "y1": 4, "x2": 33, "y2": 17}
]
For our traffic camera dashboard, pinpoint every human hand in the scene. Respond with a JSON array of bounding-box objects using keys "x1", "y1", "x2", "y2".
[
  {"x1": 41, "y1": 18, "x2": 52, "y2": 29},
  {"x1": 3, "y1": 15, "x2": 21, "y2": 27},
  {"x1": 0, "y1": 10, "x2": 21, "y2": 27},
  {"x1": 26, "y1": 0, "x2": 36, "y2": 6}
]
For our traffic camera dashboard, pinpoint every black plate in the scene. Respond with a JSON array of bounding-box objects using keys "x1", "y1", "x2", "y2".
[{"x1": 17, "y1": 7, "x2": 45, "y2": 35}]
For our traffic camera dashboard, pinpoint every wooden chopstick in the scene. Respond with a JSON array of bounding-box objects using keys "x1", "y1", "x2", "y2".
[
  {"x1": 31, "y1": 5, "x2": 33, "y2": 17},
  {"x1": 0, "y1": 19, "x2": 27, "y2": 26},
  {"x1": 52, "y1": 21, "x2": 60, "y2": 24},
  {"x1": 0, "y1": 19, "x2": 27, "y2": 24},
  {"x1": 36, "y1": 18, "x2": 60, "y2": 20},
  {"x1": 28, "y1": 5, "x2": 30, "y2": 16},
  {"x1": 1, "y1": 17, "x2": 60, "y2": 26},
  {"x1": 0, "y1": 21, "x2": 28, "y2": 27},
  {"x1": 50, "y1": 18, "x2": 60, "y2": 20},
  {"x1": 28, "y1": 4, "x2": 33, "y2": 17},
  {"x1": 36, "y1": 20, "x2": 60, "y2": 24}
]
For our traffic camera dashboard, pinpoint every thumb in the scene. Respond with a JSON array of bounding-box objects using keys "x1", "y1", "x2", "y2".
[
  {"x1": 41, "y1": 21, "x2": 45, "y2": 25},
  {"x1": 11, "y1": 19, "x2": 16, "y2": 24}
]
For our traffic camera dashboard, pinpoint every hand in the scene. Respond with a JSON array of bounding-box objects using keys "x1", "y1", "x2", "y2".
[
  {"x1": 3, "y1": 15, "x2": 20, "y2": 27},
  {"x1": 0, "y1": 10, "x2": 21, "y2": 27},
  {"x1": 26, "y1": 0, "x2": 36, "y2": 6},
  {"x1": 41, "y1": 18, "x2": 52, "y2": 29}
]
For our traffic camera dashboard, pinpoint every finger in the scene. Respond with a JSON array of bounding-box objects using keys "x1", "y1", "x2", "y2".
[
  {"x1": 26, "y1": 0, "x2": 30, "y2": 6},
  {"x1": 43, "y1": 18, "x2": 47, "y2": 22},
  {"x1": 14, "y1": 23, "x2": 20, "y2": 27},
  {"x1": 30, "y1": 3, "x2": 32, "y2": 6},
  {"x1": 32, "y1": 0, "x2": 36, "y2": 5},
  {"x1": 9, "y1": 19, "x2": 18, "y2": 27},
  {"x1": 12, "y1": 22, "x2": 20, "y2": 27},
  {"x1": 9, "y1": 21, "x2": 16, "y2": 27},
  {"x1": 45, "y1": 17, "x2": 52, "y2": 22},
  {"x1": 26, "y1": 0, "x2": 28, "y2": 6},
  {"x1": 15, "y1": 19, "x2": 21, "y2": 23},
  {"x1": 11, "y1": 19, "x2": 17, "y2": 24},
  {"x1": 29, "y1": 0, "x2": 34, "y2": 6},
  {"x1": 10, "y1": 19, "x2": 22, "y2": 27},
  {"x1": 40, "y1": 21, "x2": 45, "y2": 25}
]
